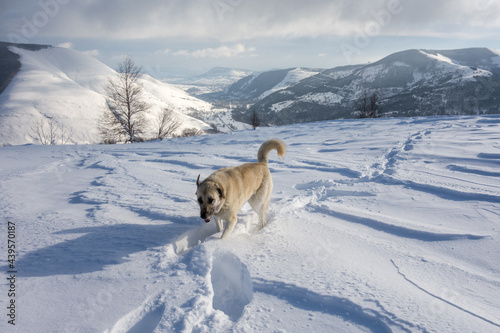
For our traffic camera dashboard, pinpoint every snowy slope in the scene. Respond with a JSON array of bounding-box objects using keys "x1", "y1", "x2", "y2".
[
  {"x1": 249, "y1": 48, "x2": 500, "y2": 125},
  {"x1": 204, "y1": 67, "x2": 323, "y2": 102},
  {"x1": 258, "y1": 68, "x2": 324, "y2": 99},
  {"x1": 1, "y1": 115, "x2": 499, "y2": 332},
  {"x1": 0, "y1": 46, "x2": 213, "y2": 146}
]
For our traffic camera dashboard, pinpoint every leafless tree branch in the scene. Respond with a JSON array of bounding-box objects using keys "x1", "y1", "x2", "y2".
[
  {"x1": 30, "y1": 117, "x2": 72, "y2": 145},
  {"x1": 156, "y1": 108, "x2": 182, "y2": 140}
]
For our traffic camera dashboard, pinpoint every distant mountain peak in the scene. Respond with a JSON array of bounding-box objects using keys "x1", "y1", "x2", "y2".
[{"x1": 237, "y1": 47, "x2": 500, "y2": 126}]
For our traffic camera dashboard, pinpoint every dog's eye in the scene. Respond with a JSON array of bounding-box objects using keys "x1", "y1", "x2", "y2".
[
  {"x1": 208, "y1": 197, "x2": 214, "y2": 204},
  {"x1": 198, "y1": 197, "x2": 203, "y2": 204}
]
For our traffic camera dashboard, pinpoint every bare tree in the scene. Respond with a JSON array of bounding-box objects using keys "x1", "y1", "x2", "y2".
[
  {"x1": 156, "y1": 108, "x2": 181, "y2": 140},
  {"x1": 369, "y1": 92, "x2": 379, "y2": 118},
  {"x1": 358, "y1": 90, "x2": 369, "y2": 118},
  {"x1": 99, "y1": 57, "x2": 150, "y2": 143},
  {"x1": 177, "y1": 128, "x2": 204, "y2": 137},
  {"x1": 357, "y1": 90, "x2": 380, "y2": 118},
  {"x1": 30, "y1": 117, "x2": 71, "y2": 145},
  {"x1": 251, "y1": 110, "x2": 261, "y2": 129}
]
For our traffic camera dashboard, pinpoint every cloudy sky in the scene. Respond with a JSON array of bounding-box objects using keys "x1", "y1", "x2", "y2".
[{"x1": 1, "y1": 0, "x2": 499, "y2": 78}]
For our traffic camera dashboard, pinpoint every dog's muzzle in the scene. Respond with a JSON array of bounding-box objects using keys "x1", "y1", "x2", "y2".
[{"x1": 201, "y1": 210, "x2": 211, "y2": 223}]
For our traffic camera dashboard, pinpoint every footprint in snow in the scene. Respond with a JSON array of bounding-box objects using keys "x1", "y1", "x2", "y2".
[{"x1": 105, "y1": 295, "x2": 165, "y2": 333}]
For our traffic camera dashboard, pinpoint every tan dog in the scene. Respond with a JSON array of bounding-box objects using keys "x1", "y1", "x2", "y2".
[{"x1": 196, "y1": 139, "x2": 286, "y2": 239}]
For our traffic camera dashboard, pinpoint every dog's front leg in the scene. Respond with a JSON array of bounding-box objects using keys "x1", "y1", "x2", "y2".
[
  {"x1": 215, "y1": 217, "x2": 224, "y2": 233},
  {"x1": 221, "y1": 215, "x2": 237, "y2": 240}
]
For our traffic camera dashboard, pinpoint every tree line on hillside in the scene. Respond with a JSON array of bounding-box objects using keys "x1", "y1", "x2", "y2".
[{"x1": 244, "y1": 90, "x2": 381, "y2": 128}]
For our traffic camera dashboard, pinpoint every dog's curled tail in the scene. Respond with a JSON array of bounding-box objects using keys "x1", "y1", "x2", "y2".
[{"x1": 258, "y1": 139, "x2": 286, "y2": 164}]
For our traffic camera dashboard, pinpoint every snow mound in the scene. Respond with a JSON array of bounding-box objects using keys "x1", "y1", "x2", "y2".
[
  {"x1": 211, "y1": 250, "x2": 253, "y2": 321},
  {"x1": 173, "y1": 223, "x2": 218, "y2": 255}
]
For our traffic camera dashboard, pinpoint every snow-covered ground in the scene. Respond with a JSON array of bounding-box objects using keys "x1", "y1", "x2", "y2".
[{"x1": 1, "y1": 115, "x2": 499, "y2": 332}]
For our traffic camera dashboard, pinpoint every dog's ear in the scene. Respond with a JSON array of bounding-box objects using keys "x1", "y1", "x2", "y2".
[
  {"x1": 196, "y1": 175, "x2": 201, "y2": 188},
  {"x1": 216, "y1": 183, "x2": 225, "y2": 199}
]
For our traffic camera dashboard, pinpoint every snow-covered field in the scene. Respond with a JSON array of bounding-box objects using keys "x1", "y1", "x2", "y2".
[{"x1": 1, "y1": 115, "x2": 499, "y2": 332}]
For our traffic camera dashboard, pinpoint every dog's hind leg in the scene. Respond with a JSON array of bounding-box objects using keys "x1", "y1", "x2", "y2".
[
  {"x1": 249, "y1": 190, "x2": 271, "y2": 230},
  {"x1": 260, "y1": 176, "x2": 273, "y2": 230},
  {"x1": 258, "y1": 201, "x2": 269, "y2": 230}
]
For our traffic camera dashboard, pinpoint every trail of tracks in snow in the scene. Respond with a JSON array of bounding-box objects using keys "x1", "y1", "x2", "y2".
[
  {"x1": 391, "y1": 260, "x2": 500, "y2": 328},
  {"x1": 279, "y1": 119, "x2": 493, "y2": 330}
]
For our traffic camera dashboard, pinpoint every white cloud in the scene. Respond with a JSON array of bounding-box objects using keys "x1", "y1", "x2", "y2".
[
  {"x1": 172, "y1": 50, "x2": 190, "y2": 57},
  {"x1": 155, "y1": 49, "x2": 170, "y2": 55},
  {"x1": 172, "y1": 44, "x2": 254, "y2": 58},
  {"x1": 191, "y1": 44, "x2": 253, "y2": 58},
  {"x1": 57, "y1": 42, "x2": 73, "y2": 49},
  {"x1": 82, "y1": 49, "x2": 100, "y2": 57}
]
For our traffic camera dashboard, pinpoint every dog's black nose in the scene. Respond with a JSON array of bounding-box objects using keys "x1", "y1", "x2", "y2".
[{"x1": 200, "y1": 209, "x2": 207, "y2": 219}]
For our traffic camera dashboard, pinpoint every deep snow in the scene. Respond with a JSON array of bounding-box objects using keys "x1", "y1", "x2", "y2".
[{"x1": 0, "y1": 115, "x2": 499, "y2": 332}]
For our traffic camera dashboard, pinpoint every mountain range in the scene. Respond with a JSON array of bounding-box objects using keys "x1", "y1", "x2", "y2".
[
  {"x1": 1, "y1": 43, "x2": 500, "y2": 145},
  {"x1": 199, "y1": 67, "x2": 323, "y2": 103},
  {"x1": 175, "y1": 67, "x2": 254, "y2": 92},
  {"x1": 233, "y1": 48, "x2": 500, "y2": 125}
]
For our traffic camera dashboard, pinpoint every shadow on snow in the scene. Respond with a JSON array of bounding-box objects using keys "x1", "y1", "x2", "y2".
[
  {"x1": 10, "y1": 222, "x2": 196, "y2": 277},
  {"x1": 252, "y1": 278, "x2": 420, "y2": 332}
]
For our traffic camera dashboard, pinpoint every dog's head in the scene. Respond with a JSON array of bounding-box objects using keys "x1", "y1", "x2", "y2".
[{"x1": 196, "y1": 175, "x2": 225, "y2": 223}]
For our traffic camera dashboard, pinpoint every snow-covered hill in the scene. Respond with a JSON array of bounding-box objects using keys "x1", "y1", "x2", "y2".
[
  {"x1": 1, "y1": 114, "x2": 499, "y2": 332},
  {"x1": 0, "y1": 43, "x2": 213, "y2": 146},
  {"x1": 244, "y1": 48, "x2": 500, "y2": 125}
]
